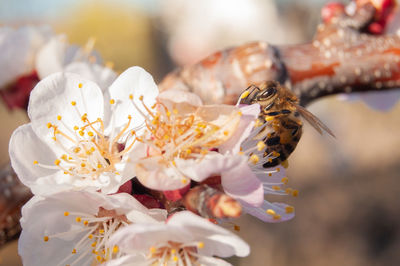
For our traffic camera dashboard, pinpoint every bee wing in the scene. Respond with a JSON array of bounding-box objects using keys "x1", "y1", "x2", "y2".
[{"x1": 295, "y1": 104, "x2": 336, "y2": 138}]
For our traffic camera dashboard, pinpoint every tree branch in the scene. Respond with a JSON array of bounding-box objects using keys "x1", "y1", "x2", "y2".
[{"x1": 159, "y1": 1, "x2": 400, "y2": 107}]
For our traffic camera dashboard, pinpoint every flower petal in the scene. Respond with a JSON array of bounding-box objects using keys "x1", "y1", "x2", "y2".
[
  {"x1": 196, "y1": 256, "x2": 232, "y2": 266},
  {"x1": 157, "y1": 89, "x2": 203, "y2": 114},
  {"x1": 35, "y1": 35, "x2": 70, "y2": 79},
  {"x1": 219, "y1": 103, "x2": 260, "y2": 154},
  {"x1": 28, "y1": 72, "x2": 104, "y2": 149},
  {"x1": 105, "y1": 254, "x2": 148, "y2": 266},
  {"x1": 0, "y1": 26, "x2": 49, "y2": 88},
  {"x1": 135, "y1": 156, "x2": 186, "y2": 190},
  {"x1": 9, "y1": 123, "x2": 76, "y2": 195},
  {"x1": 107, "y1": 66, "x2": 159, "y2": 130},
  {"x1": 221, "y1": 156, "x2": 263, "y2": 206},
  {"x1": 9, "y1": 123, "x2": 56, "y2": 188},
  {"x1": 64, "y1": 62, "x2": 117, "y2": 90},
  {"x1": 168, "y1": 211, "x2": 250, "y2": 257},
  {"x1": 175, "y1": 152, "x2": 242, "y2": 182}
]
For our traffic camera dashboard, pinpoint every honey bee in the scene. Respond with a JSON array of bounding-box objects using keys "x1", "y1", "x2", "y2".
[{"x1": 239, "y1": 81, "x2": 335, "y2": 168}]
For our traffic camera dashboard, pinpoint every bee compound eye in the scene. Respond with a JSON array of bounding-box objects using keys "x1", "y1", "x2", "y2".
[{"x1": 258, "y1": 87, "x2": 276, "y2": 99}]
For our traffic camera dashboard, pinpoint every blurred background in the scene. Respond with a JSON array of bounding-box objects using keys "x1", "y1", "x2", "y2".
[{"x1": 1, "y1": 0, "x2": 400, "y2": 265}]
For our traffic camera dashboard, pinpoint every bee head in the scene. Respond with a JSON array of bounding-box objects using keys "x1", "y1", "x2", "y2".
[{"x1": 239, "y1": 81, "x2": 278, "y2": 105}]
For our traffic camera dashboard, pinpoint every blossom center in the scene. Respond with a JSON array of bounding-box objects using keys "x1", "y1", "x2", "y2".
[
  {"x1": 148, "y1": 241, "x2": 204, "y2": 265},
  {"x1": 34, "y1": 96, "x2": 136, "y2": 181},
  {"x1": 43, "y1": 207, "x2": 126, "y2": 265},
  {"x1": 132, "y1": 95, "x2": 241, "y2": 164}
]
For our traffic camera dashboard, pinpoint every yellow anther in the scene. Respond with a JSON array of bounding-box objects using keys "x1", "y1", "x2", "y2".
[
  {"x1": 113, "y1": 245, "x2": 119, "y2": 254},
  {"x1": 52, "y1": 137, "x2": 57, "y2": 141},
  {"x1": 186, "y1": 149, "x2": 192, "y2": 155},
  {"x1": 43, "y1": 236, "x2": 49, "y2": 242},
  {"x1": 73, "y1": 126, "x2": 79, "y2": 130},
  {"x1": 273, "y1": 214, "x2": 282, "y2": 220},
  {"x1": 285, "y1": 206, "x2": 295, "y2": 214},
  {"x1": 266, "y1": 209, "x2": 276, "y2": 216},
  {"x1": 171, "y1": 249, "x2": 176, "y2": 254},
  {"x1": 173, "y1": 256, "x2": 178, "y2": 262},
  {"x1": 181, "y1": 179, "x2": 188, "y2": 184},
  {"x1": 78, "y1": 83, "x2": 83, "y2": 88},
  {"x1": 96, "y1": 255, "x2": 102, "y2": 262},
  {"x1": 88, "y1": 234, "x2": 93, "y2": 239},
  {"x1": 64, "y1": 211, "x2": 70, "y2": 216},
  {"x1": 238, "y1": 151, "x2": 244, "y2": 155},
  {"x1": 75, "y1": 217, "x2": 81, "y2": 223},
  {"x1": 90, "y1": 147, "x2": 95, "y2": 152},
  {"x1": 273, "y1": 151, "x2": 280, "y2": 157},
  {"x1": 281, "y1": 177, "x2": 289, "y2": 184},
  {"x1": 99, "y1": 229, "x2": 105, "y2": 234},
  {"x1": 81, "y1": 163, "x2": 86, "y2": 168},
  {"x1": 128, "y1": 115, "x2": 132, "y2": 120},
  {"x1": 129, "y1": 94, "x2": 133, "y2": 100},
  {"x1": 268, "y1": 158, "x2": 273, "y2": 163},
  {"x1": 109, "y1": 99, "x2": 115, "y2": 105},
  {"x1": 238, "y1": 111, "x2": 243, "y2": 116},
  {"x1": 197, "y1": 242, "x2": 205, "y2": 249},
  {"x1": 281, "y1": 160, "x2": 289, "y2": 169},
  {"x1": 97, "y1": 164, "x2": 102, "y2": 168},
  {"x1": 150, "y1": 246, "x2": 156, "y2": 254},
  {"x1": 115, "y1": 172, "x2": 120, "y2": 175},
  {"x1": 83, "y1": 220, "x2": 89, "y2": 226},
  {"x1": 163, "y1": 135, "x2": 170, "y2": 141},
  {"x1": 249, "y1": 154, "x2": 259, "y2": 164},
  {"x1": 73, "y1": 147, "x2": 81, "y2": 153},
  {"x1": 292, "y1": 190, "x2": 299, "y2": 197},
  {"x1": 285, "y1": 188, "x2": 293, "y2": 194},
  {"x1": 276, "y1": 167, "x2": 281, "y2": 172},
  {"x1": 88, "y1": 131, "x2": 94, "y2": 137},
  {"x1": 272, "y1": 186, "x2": 281, "y2": 191},
  {"x1": 223, "y1": 130, "x2": 229, "y2": 136},
  {"x1": 72, "y1": 248, "x2": 76, "y2": 254},
  {"x1": 257, "y1": 141, "x2": 266, "y2": 151},
  {"x1": 91, "y1": 242, "x2": 97, "y2": 247},
  {"x1": 234, "y1": 225, "x2": 241, "y2": 231},
  {"x1": 33, "y1": 160, "x2": 38, "y2": 165},
  {"x1": 240, "y1": 90, "x2": 250, "y2": 99},
  {"x1": 57, "y1": 115, "x2": 62, "y2": 120},
  {"x1": 166, "y1": 111, "x2": 171, "y2": 117},
  {"x1": 265, "y1": 116, "x2": 274, "y2": 122},
  {"x1": 254, "y1": 119, "x2": 263, "y2": 127},
  {"x1": 61, "y1": 154, "x2": 68, "y2": 160},
  {"x1": 173, "y1": 109, "x2": 178, "y2": 114},
  {"x1": 139, "y1": 95, "x2": 144, "y2": 101},
  {"x1": 268, "y1": 173, "x2": 272, "y2": 177},
  {"x1": 201, "y1": 149, "x2": 209, "y2": 155},
  {"x1": 54, "y1": 159, "x2": 61, "y2": 166},
  {"x1": 47, "y1": 122, "x2": 52, "y2": 128},
  {"x1": 71, "y1": 101, "x2": 76, "y2": 106},
  {"x1": 85, "y1": 150, "x2": 91, "y2": 155},
  {"x1": 79, "y1": 131, "x2": 84, "y2": 136}
]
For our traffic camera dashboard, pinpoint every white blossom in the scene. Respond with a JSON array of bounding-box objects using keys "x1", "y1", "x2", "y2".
[
  {"x1": 107, "y1": 211, "x2": 249, "y2": 265},
  {"x1": 19, "y1": 191, "x2": 167, "y2": 266},
  {"x1": 9, "y1": 67, "x2": 157, "y2": 194}
]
